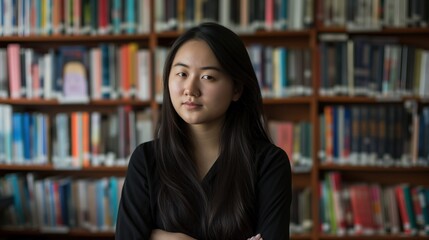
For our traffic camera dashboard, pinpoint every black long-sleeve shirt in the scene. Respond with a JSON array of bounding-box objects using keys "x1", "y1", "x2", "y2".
[{"x1": 116, "y1": 140, "x2": 291, "y2": 239}]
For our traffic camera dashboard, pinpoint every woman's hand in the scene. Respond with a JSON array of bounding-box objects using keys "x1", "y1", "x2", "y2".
[
  {"x1": 247, "y1": 233, "x2": 263, "y2": 240},
  {"x1": 150, "y1": 229, "x2": 197, "y2": 240}
]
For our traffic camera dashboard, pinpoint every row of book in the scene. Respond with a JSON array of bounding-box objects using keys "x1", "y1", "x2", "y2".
[
  {"x1": 154, "y1": 46, "x2": 313, "y2": 102},
  {"x1": 0, "y1": 173, "x2": 124, "y2": 232},
  {"x1": 269, "y1": 120, "x2": 312, "y2": 172},
  {"x1": 0, "y1": 104, "x2": 154, "y2": 167},
  {"x1": 155, "y1": 0, "x2": 314, "y2": 32},
  {"x1": 321, "y1": 0, "x2": 429, "y2": 30},
  {"x1": 320, "y1": 172, "x2": 429, "y2": 236},
  {"x1": 319, "y1": 105, "x2": 429, "y2": 166},
  {"x1": 0, "y1": 43, "x2": 151, "y2": 101},
  {"x1": 0, "y1": 0, "x2": 150, "y2": 36},
  {"x1": 290, "y1": 187, "x2": 312, "y2": 234},
  {"x1": 319, "y1": 36, "x2": 429, "y2": 98},
  {"x1": 248, "y1": 46, "x2": 313, "y2": 98}
]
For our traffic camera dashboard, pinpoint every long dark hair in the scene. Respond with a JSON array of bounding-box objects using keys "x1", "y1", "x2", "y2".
[{"x1": 155, "y1": 22, "x2": 270, "y2": 239}]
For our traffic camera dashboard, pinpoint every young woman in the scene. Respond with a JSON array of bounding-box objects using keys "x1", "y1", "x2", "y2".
[{"x1": 116, "y1": 22, "x2": 291, "y2": 240}]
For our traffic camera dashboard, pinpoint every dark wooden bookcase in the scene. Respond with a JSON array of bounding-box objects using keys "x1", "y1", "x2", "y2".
[{"x1": 0, "y1": 0, "x2": 428, "y2": 239}]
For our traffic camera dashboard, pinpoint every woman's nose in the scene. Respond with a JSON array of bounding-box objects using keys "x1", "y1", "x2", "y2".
[{"x1": 184, "y1": 77, "x2": 201, "y2": 97}]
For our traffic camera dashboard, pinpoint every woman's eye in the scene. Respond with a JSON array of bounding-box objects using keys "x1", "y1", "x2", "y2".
[
  {"x1": 177, "y1": 72, "x2": 187, "y2": 77},
  {"x1": 201, "y1": 75, "x2": 214, "y2": 80}
]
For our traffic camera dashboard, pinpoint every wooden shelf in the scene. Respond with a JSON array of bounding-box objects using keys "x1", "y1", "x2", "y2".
[
  {"x1": 0, "y1": 229, "x2": 114, "y2": 239},
  {"x1": 292, "y1": 171, "x2": 312, "y2": 188},
  {"x1": 0, "y1": 98, "x2": 151, "y2": 106},
  {"x1": 317, "y1": 96, "x2": 429, "y2": 104},
  {"x1": 156, "y1": 29, "x2": 312, "y2": 38},
  {"x1": 263, "y1": 97, "x2": 313, "y2": 105},
  {"x1": 156, "y1": 29, "x2": 313, "y2": 47},
  {"x1": 0, "y1": 164, "x2": 127, "y2": 176},
  {"x1": 319, "y1": 164, "x2": 429, "y2": 173},
  {"x1": 317, "y1": 27, "x2": 429, "y2": 35},
  {"x1": 0, "y1": 34, "x2": 150, "y2": 43},
  {"x1": 319, "y1": 234, "x2": 429, "y2": 240},
  {"x1": 0, "y1": 229, "x2": 312, "y2": 240},
  {"x1": 291, "y1": 234, "x2": 312, "y2": 240},
  {"x1": 317, "y1": 96, "x2": 404, "y2": 104}
]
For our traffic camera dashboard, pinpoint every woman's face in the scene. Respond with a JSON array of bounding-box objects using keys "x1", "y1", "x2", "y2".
[{"x1": 168, "y1": 40, "x2": 241, "y2": 126}]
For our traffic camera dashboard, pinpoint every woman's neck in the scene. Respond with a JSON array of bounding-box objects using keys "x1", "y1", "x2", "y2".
[{"x1": 188, "y1": 121, "x2": 223, "y2": 180}]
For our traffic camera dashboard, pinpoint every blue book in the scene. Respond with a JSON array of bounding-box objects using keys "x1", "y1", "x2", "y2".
[
  {"x1": 126, "y1": 0, "x2": 135, "y2": 34},
  {"x1": 112, "y1": 0, "x2": 121, "y2": 34},
  {"x1": 403, "y1": 185, "x2": 417, "y2": 234},
  {"x1": 36, "y1": 0, "x2": 41, "y2": 34},
  {"x1": 6, "y1": 174, "x2": 24, "y2": 225},
  {"x1": 41, "y1": 115, "x2": 47, "y2": 163},
  {"x1": 109, "y1": 177, "x2": 119, "y2": 227},
  {"x1": 279, "y1": 48, "x2": 287, "y2": 96},
  {"x1": 0, "y1": 0, "x2": 3, "y2": 35},
  {"x1": 12, "y1": 113, "x2": 24, "y2": 163},
  {"x1": 59, "y1": 180, "x2": 72, "y2": 227},
  {"x1": 101, "y1": 44, "x2": 110, "y2": 99},
  {"x1": 22, "y1": 113, "x2": 31, "y2": 162},
  {"x1": 31, "y1": 115, "x2": 37, "y2": 162}
]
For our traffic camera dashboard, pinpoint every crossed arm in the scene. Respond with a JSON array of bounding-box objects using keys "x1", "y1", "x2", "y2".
[{"x1": 150, "y1": 229, "x2": 263, "y2": 240}]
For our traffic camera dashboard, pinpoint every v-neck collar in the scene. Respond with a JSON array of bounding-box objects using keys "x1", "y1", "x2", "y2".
[{"x1": 200, "y1": 158, "x2": 219, "y2": 185}]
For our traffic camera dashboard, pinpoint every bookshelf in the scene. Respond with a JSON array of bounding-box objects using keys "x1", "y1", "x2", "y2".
[{"x1": 0, "y1": 0, "x2": 429, "y2": 240}]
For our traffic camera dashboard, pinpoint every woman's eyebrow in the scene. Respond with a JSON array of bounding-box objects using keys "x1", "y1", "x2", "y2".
[{"x1": 172, "y1": 62, "x2": 222, "y2": 72}]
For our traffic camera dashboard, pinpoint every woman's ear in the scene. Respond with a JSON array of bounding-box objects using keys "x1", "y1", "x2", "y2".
[{"x1": 232, "y1": 85, "x2": 243, "y2": 102}]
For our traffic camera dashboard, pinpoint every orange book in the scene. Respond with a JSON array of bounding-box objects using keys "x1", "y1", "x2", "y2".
[
  {"x1": 128, "y1": 43, "x2": 138, "y2": 98},
  {"x1": 324, "y1": 106, "x2": 333, "y2": 163},
  {"x1": 121, "y1": 45, "x2": 130, "y2": 99},
  {"x1": 71, "y1": 113, "x2": 79, "y2": 167},
  {"x1": 82, "y1": 112, "x2": 90, "y2": 167}
]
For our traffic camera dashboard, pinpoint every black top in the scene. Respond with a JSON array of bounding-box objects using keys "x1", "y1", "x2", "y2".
[{"x1": 116, "y1": 140, "x2": 291, "y2": 240}]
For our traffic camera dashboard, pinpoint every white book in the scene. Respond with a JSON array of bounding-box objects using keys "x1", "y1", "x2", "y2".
[
  {"x1": 43, "y1": 52, "x2": 53, "y2": 99},
  {"x1": 136, "y1": 110, "x2": 153, "y2": 144},
  {"x1": 3, "y1": 0, "x2": 12, "y2": 35},
  {"x1": 137, "y1": 49, "x2": 150, "y2": 101},
  {"x1": 77, "y1": 180, "x2": 89, "y2": 229},
  {"x1": 25, "y1": 49, "x2": 33, "y2": 98},
  {"x1": 34, "y1": 180, "x2": 46, "y2": 227},
  {"x1": 220, "y1": 0, "x2": 229, "y2": 27},
  {"x1": 91, "y1": 112, "x2": 101, "y2": 165},
  {"x1": 139, "y1": 0, "x2": 150, "y2": 33},
  {"x1": 155, "y1": 0, "x2": 166, "y2": 32}
]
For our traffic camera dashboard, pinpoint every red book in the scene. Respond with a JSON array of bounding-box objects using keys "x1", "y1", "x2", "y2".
[
  {"x1": 265, "y1": 0, "x2": 274, "y2": 30},
  {"x1": 395, "y1": 185, "x2": 411, "y2": 234},
  {"x1": 98, "y1": 0, "x2": 109, "y2": 33},
  {"x1": 349, "y1": 185, "x2": 363, "y2": 234},
  {"x1": 7, "y1": 44, "x2": 21, "y2": 99}
]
